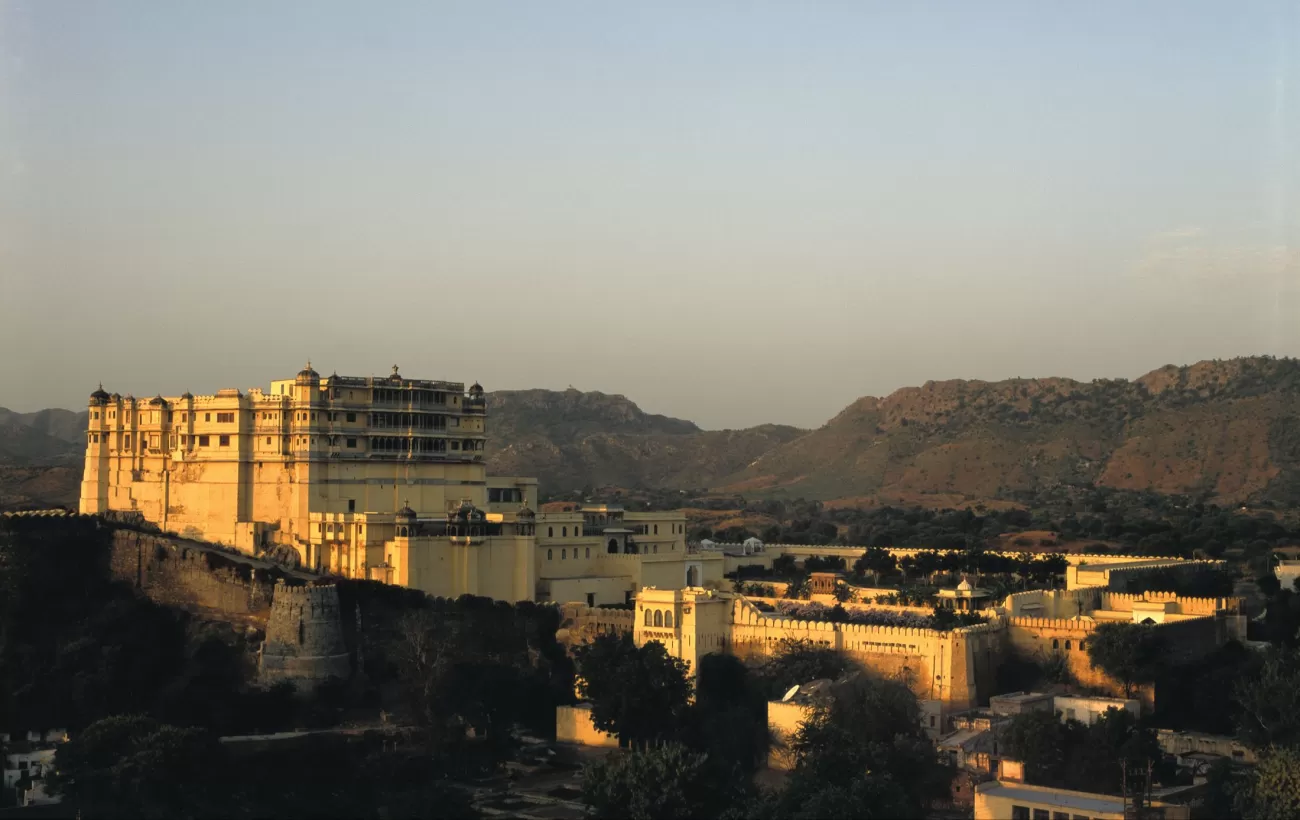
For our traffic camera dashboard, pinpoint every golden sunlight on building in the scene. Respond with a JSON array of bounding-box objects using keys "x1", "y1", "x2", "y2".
[{"x1": 80, "y1": 364, "x2": 716, "y2": 604}]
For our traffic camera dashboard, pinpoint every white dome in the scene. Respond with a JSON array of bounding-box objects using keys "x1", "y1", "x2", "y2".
[{"x1": 957, "y1": 579, "x2": 973, "y2": 592}]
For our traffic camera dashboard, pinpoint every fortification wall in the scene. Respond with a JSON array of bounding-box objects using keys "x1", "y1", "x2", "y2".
[
  {"x1": 109, "y1": 528, "x2": 277, "y2": 621},
  {"x1": 1099, "y1": 591, "x2": 1237, "y2": 617},
  {"x1": 258, "y1": 582, "x2": 351, "y2": 687},
  {"x1": 556, "y1": 603, "x2": 635, "y2": 648},
  {"x1": 725, "y1": 598, "x2": 1001, "y2": 708},
  {"x1": 1002, "y1": 588, "x2": 1101, "y2": 618}
]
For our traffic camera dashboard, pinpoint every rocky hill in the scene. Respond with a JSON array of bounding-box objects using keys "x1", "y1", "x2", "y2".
[
  {"x1": 715, "y1": 356, "x2": 1300, "y2": 506},
  {"x1": 485, "y1": 389, "x2": 806, "y2": 490},
  {"x1": 0, "y1": 408, "x2": 88, "y2": 509},
  {"x1": 11, "y1": 357, "x2": 1300, "y2": 510}
]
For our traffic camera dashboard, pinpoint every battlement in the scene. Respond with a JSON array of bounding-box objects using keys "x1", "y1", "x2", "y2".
[
  {"x1": 1006, "y1": 615, "x2": 1098, "y2": 632},
  {"x1": 259, "y1": 582, "x2": 350, "y2": 689},
  {"x1": 1101, "y1": 590, "x2": 1239, "y2": 614}
]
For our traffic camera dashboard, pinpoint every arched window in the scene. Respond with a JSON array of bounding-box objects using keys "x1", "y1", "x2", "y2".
[
  {"x1": 608, "y1": 538, "x2": 619, "y2": 554},
  {"x1": 298, "y1": 621, "x2": 305, "y2": 645},
  {"x1": 654, "y1": 611, "x2": 663, "y2": 627},
  {"x1": 563, "y1": 526, "x2": 568, "y2": 537},
  {"x1": 547, "y1": 549, "x2": 553, "y2": 560},
  {"x1": 1080, "y1": 640, "x2": 1087, "y2": 651},
  {"x1": 548, "y1": 527, "x2": 553, "y2": 537},
  {"x1": 585, "y1": 547, "x2": 591, "y2": 558},
  {"x1": 644, "y1": 609, "x2": 653, "y2": 626},
  {"x1": 576, "y1": 527, "x2": 581, "y2": 536},
  {"x1": 1052, "y1": 639, "x2": 1060, "y2": 650},
  {"x1": 686, "y1": 566, "x2": 699, "y2": 587},
  {"x1": 664, "y1": 611, "x2": 673, "y2": 628},
  {"x1": 653, "y1": 544, "x2": 658, "y2": 553},
  {"x1": 654, "y1": 524, "x2": 659, "y2": 534},
  {"x1": 1065, "y1": 640, "x2": 1072, "y2": 651},
  {"x1": 562, "y1": 549, "x2": 567, "y2": 560}
]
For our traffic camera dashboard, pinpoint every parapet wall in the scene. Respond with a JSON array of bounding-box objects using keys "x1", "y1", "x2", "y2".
[
  {"x1": 1100, "y1": 591, "x2": 1238, "y2": 617},
  {"x1": 259, "y1": 582, "x2": 351, "y2": 686},
  {"x1": 557, "y1": 603, "x2": 635, "y2": 648},
  {"x1": 109, "y1": 528, "x2": 277, "y2": 621}
]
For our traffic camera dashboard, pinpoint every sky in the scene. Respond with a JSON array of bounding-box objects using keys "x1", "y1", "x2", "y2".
[{"x1": 2, "y1": 1, "x2": 1299, "y2": 430}]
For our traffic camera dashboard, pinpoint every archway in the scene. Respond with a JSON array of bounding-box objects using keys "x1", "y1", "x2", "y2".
[
  {"x1": 686, "y1": 566, "x2": 699, "y2": 587},
  {"x1": 608, "y1": 538, "x2": 619, "y2": 554}
]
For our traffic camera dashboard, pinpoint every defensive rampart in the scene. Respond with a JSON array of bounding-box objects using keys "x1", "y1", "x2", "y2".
[
  {"x1": 556, "y1": 603, "x2": 635, "y2": 648},
  {"x1": 109, "y1": 528, "x2": 284, "y2": 621},
  {"x1": 259, "y1": 581, "x2": 352, "y2": 687}
]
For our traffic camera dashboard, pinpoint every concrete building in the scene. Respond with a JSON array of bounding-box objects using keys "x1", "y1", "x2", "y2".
[
  {"x1": 2, "y1": 730, "x2": 67, "y2": 808},
  {"x1": 80, "y1": 368, "x2": 717, "y2": 605},
  {"x1": 973, "y1": 780, "x2": 1190, "y2": 820}
]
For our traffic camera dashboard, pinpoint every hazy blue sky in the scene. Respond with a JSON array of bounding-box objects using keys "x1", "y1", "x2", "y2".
[{"x1": 2, "y1": 2, "x2": 1298, "y2": 429}]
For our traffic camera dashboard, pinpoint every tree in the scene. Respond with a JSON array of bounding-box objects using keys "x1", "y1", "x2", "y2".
[
  {"x1": 1086, "y1": 622, "x2": 1168, "y2": 697},
  {"x1": 582, "y1": 742, "x2": 731, "y2": 820},
  {"x1": 574, "y1": 633, "x2": 693, "y2": 746},
  {"x1": 854, "y1": 549, "x2": 895, "y2": 585},
  {"x1": 1236, "y1": 746, "x2": 1300, "y2": 820},
  {"x1": 773, "y1": 674, "x2": 949, "y2": 819},
  {"x1": 757, "y1": 638, "x2": 853, "y2": 698},
  {"x1": 1001, "y1": 711, "x2": 1069, "y2": 786},
  {"x1": 833, "y1": 582, "x2": 854, "y2": 603},
  {"x1": 911, "y1": 550, "x2": 941, "y2": 585},
  {"x1": 48, "y1": 715, "x2": 228, "y2": 820},
  {"x1": 1234, "y1": 647, "x2": 1300, "y2": 749}
]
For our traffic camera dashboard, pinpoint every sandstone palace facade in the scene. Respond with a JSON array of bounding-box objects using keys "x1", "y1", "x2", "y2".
[{"x1": 81, "y1": 365, "x2": 720, "y2": 603}]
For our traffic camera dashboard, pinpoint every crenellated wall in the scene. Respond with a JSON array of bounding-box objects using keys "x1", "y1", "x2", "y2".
[
  {"x1": 556, "y1": 603, "x2": 635, "y2": 648},
  {"x1": 109, "y1": 528, "x2": 277, "y2": 620},
  {"x1": 258, "y1": 581, "x2": 351, "y2": 688}
]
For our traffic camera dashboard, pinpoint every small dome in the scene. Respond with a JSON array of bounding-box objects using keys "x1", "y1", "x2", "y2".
[
  {"x1": 297, "y1": 360, "x2": 320, "y2": 381},
  {"x1": 110, "y1": 392, "x2": 121, "y2": 401},
  {"x1": 180, "y1": 391, "x2": 194, "y2": 401},
  {"x1": 396, "y1": 501, "x2": 416, "y2": 518},
  {"x1": 123, "y1": 394, "x2": 135, "y2": 403},
  {"x1": 149, "y1": 394, "x2": 166, "y2": 406},
  {"x1": 469, "y1": 382, "x2": 484, "y2": 396},
  {"x1": 517, "y1": 507, "x2": 535, "y2": 518},
  {"x1": 90, "y1": 384, "x2": 110, "y2": 403},
  {"x1": 957, "y1": 579, "x2": 973, "y2": 592}
]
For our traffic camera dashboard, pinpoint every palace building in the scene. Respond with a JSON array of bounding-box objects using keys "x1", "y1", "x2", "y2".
[{"x1": 80, "y1": 365, "x2": 720, "y2": 604}]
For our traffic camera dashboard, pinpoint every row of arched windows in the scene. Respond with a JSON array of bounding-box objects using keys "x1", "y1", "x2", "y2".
[
  {"x1": 545, "y1": 547, "x2": 592, "y2": 561},
  {"x1": 1051, "y1": 638, "x2": 1086, "y2": 652},
  {"x1": 644, "y1": 609, "x2": 675, "y2": 628}
]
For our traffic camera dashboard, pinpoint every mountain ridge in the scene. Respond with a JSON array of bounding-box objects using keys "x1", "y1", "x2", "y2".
[{"x1": 7, "y1": 356, "x2": 1300, "y2": 509}]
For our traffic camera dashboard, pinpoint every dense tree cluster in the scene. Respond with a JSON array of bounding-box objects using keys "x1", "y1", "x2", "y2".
[
  {"x1": 573, "y1": 484, "x2": 1300, "y2": 561},
  {"x1": 48, "y1": 715, "x2": 477, "y2": 820},
  {"x1": 575, "y1": 635, "x2": 950, "y2": 820},
  {"x1": 1001, "y1": 708, "x2": 1168, "y2": 796}
]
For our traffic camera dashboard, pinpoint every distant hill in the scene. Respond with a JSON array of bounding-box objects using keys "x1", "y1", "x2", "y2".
[
  {"x1": 715, "y1": 356, "x2": 1300, "y2": 506},
  {"x1": 12, "y1": 357, "x2": 1300, "y2": 511},
  {"x1": 0, "y1": 407, "x2": 86, "y2": 466},
  {"x1": 485, "y1": 389, "x2": 807, "y2": 490}
]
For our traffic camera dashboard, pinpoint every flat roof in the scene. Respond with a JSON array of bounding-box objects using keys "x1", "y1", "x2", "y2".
[{"x1": 980, "y1": 784, "x2": 1125, "y2": 815}]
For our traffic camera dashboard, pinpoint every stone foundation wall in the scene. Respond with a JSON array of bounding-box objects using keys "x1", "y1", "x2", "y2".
[
  {"x1": 259, "y1": 582, "x2": 351, "y2": 687},
  {"x1": 109, "y1": 528, "x2": 277, "y2": 620}
]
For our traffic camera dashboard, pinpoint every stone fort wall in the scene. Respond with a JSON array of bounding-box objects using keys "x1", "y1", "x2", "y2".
[
  {"x1": 724, "y1": 597, "x2": 1003, "y2": 709},
  {"x1": 258, "y1": 581, "x2": 351, "y2": 686},
  {"x1": 556, "y1": 603, "x2": 635, "y2": 648},
  {"x1": 109, "y1": 528, "x2": 279, "y2": 621}
]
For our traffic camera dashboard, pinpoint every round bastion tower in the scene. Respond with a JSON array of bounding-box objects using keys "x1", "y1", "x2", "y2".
[{"x1": 258, "y1": 581, "x2": 351, "y2": 690}]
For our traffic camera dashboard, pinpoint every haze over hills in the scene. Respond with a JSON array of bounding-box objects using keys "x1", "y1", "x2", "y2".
[{"x1": 8, "y1": 357, "x2": 1300, "y2": 510}]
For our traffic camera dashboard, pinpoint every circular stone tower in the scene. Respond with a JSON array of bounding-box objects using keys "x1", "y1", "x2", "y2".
[{"x1": 258, "y1": 581, "x2": 351, "y2": 690}]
